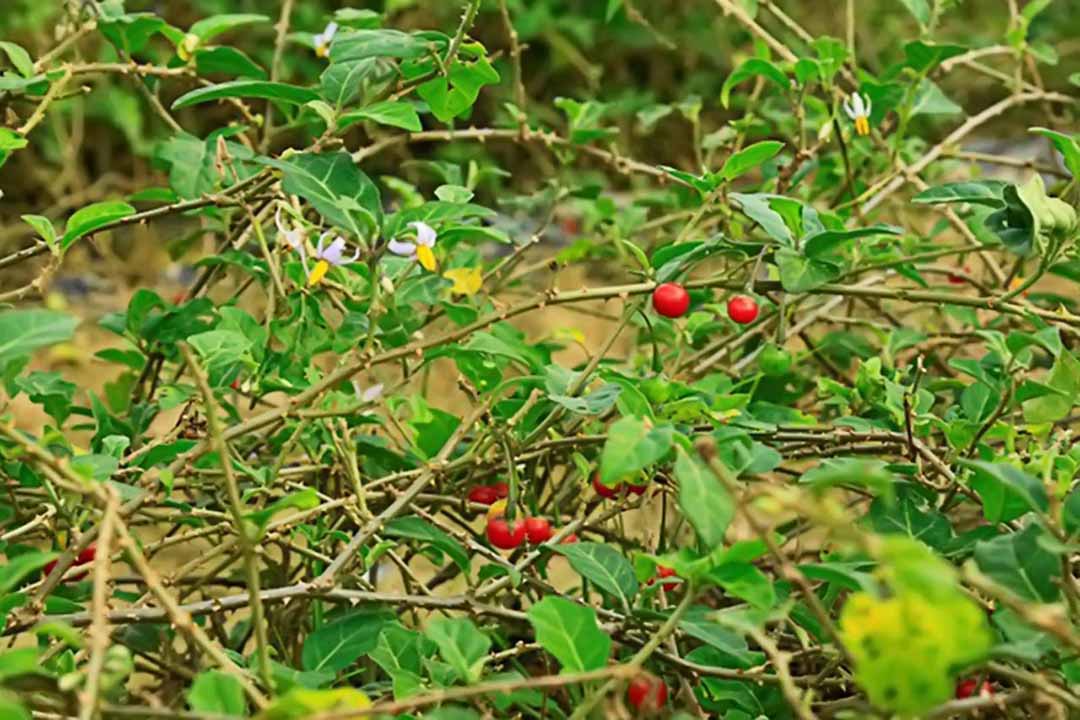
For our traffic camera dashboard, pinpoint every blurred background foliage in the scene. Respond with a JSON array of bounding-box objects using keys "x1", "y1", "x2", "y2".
[{"x1": 1, "y1": 0, "x2": 1077, "y2": 219}]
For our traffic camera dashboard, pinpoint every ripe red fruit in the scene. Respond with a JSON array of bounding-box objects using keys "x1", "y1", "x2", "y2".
[
  {"x1": 592, "y1": 475, "x2": 620, "y2": 499},
  {"x1": 43, "y1": 545, "x2": 96, "y2": 582},
  {"x1": 652, "y1": 282, "x2": 691, "y2": 318},
  {"x1": 561, "y1": 533, "x2": 579, "y2": 544},
  {"x1": 727, "y1": 294, "x2": 759, "y2": 324},
  {"x1": 486, "y1": 517, "x2": 526, "y2": 550},
  {"x1": 491, "y1": 482, "x2": 510, "y2": 499},
  {"x1": 524, "y1": 517, "x2": 553, "y2": 544},
  {"x1": 955, "y1": 678, "x2": 992, "y2": 699},
  {"x1": 656, "y1": 565, "x2": 678, "y2": 592},
  {"x1": 468, "y1": 485, "x2": 499, "y2": 505},
  {"x1": 947, "y1": 266, "x2": 972, "y2": 285},
  {"x1": 627, "y1": 482, "x2": 647, "y2": 496},
  {"x1": 627, "y1": 674, "x2": 668, "y2": 712}
]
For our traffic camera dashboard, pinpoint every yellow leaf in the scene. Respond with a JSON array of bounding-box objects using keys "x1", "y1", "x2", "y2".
[
  {"x1": 417, "y1": 244, "x2": 437, "y2": 272},
  {"x1": 443, "y1": 267, "x2": 483, "y2": 296},
  {"x1": 307, "y1": 259, "x2": 330, "y2": 286}
]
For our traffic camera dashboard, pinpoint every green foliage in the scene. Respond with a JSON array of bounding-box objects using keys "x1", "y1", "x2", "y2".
[{"x1": 1, "y1": 1, "x2": 1078, "y2": 718}]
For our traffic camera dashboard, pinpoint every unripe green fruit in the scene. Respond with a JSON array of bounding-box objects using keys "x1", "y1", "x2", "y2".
[{"x1": 758, "y1": 344, "x2": 793, "y2": 376}]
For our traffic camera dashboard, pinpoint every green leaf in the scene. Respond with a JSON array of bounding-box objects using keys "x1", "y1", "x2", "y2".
[
  {"x1": 0, "y1": 552, "x2": 57, "y2": 594},
  {"x1": 189, "y1": 13, "x2": 269, "y2": 43},
  {"x1": 1030, "y1": 127, "x2": 1080, "y2": 179},
  {"x1": 418, "y1": 57, "x2": 500, "y2": 123},
  {"x1": 527, "y1": 596, "x2": 610, "y2": 672},
  {"x1": 0, "y1": 128, "x2": 27, "y2": 168},
  {"x1": 320, "y1": 59, "x2": 375, "y2": 108},
  {"x1": 0, "y1": 691, "x2": 30, "y2": 720},
  {"x1": 731, "y1": 193, "x2": 793, "y2": 244},
  {"x1": 552, "y1": 542, "x2": 637, "y2": 608},
  {"x1": 675, "y1": 447, "x2": 733, "y2": 549},
  {"x1": 903, "y1": 41, "x2": 966, "y2": 74},
  {"x1": 974, "y1": 525, "x2": 1060, "y2": 602},
  {"x1": 188, "y1": 670, "x2": 245, "y2": 716},
  {"x1": 261, "y1": 151, "x2": 382, "y2": 238},
  {"x1": 21, "y1": 215, "x2": 58, "y2": 255},
  {"x1": 62, "y1": 201, "x2": 135, "y2": 250},
  {"x1": 339, "y1": 101, "x2": 422, "y2": 132},
  {"x1": 302, "y1": 608, "x2": 393, "y2": 673},
  {"x1": 775, "y1": 247, "x2": 842, "y2": 292},
  {"x1": 721, "y1": 141, "x2": 784, "y2": 182},
  {"x1": 599, "y1": 416, "x2": 673, "y2": 485},
  {"x1": 962, "y1": 460, "x2": 1048, "y2": 523},
  {"x1": 1023, "y1": 350, "x2": 1080, "y2": 423},
  {"x1": 330, "y1": 29, "x2": 430, "y2": 63},
  {"x1": 912, "y1": 181, "x2": 1009, "y2": 207},
  {"x1": 0, "y1": 42, "x2": 33, "y2": 78},
  {"x1": 172, "y1": 81, "x2": 318, "y2": 109},
  {"x1": 384, "y1": 516, "x2": 470, "y2": 574},
  {"x1": 721, "y1": 59, "x2": 788, "y2": 108},
  {"x1": 0, "y1": 310, "x2": 78, "y2": 371},
  {"x1": 898, "y1": 0, "x2": 931, "y2": 26},
  {"x1": 802, "y1": 224, "x2": 902, "y2": 258},
  {"x1": 194, "y1": 46, "x2": 267, "y2": 79},
  {"x1": 246, "y1": 489, "x2": 319, "y2": 536},
  {"x1": 911, "y1": 79, "x2": 962, "y2": 116},
  {"x1": 424, "y1": 617, "x2": 490, "y2": 684},
  {"x1": 187, "y1": 329, "x2": 254, "y2": 381}
]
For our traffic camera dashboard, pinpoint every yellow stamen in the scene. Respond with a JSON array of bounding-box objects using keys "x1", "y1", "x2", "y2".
[
  {"x1": 315, "y1": 44, "x2": 329, "y2": 58},
  {"x1": 855, "y1": 116, "x2": 870, "y2": 136},
  {"x1": 417, "y1": 244, "x2": 437, "y2": 272},
  {"x1": 308, "y1": 259, "x2": 330, "y2": 286}
]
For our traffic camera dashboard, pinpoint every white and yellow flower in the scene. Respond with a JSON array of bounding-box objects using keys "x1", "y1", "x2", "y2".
[
  {"x1": 843, "y1": 92, "x2": 872, "y2": 136},
  {"x1": 308, "y1": 232, "x2": 360, "y2": 286},
  {"x1": 388, "y1": 221, "x2": 438, "y2": 272},
  {"x1": 276, "y1": 209, "x2": 308, "y2": 266},
  {"x1": 313, "y1": 22, "x2": 338, "y2": 59}
]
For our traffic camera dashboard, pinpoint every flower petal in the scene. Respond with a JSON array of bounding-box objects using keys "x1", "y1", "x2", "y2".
[
  {"x1": 409, "y1": 221, "x2": 437, "y2": 248},
  {"x1": 387, "y1": 239, "x2": 416, "y2": 257}
]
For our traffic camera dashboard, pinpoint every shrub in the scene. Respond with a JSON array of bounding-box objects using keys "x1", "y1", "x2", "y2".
[{"x1": 0, "y1": 1, "x2": 1078, "y2": 718}]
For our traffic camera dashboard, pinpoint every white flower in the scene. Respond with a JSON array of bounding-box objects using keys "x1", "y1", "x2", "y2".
[
  {"x1": 308, "y1": 232, "x2": 360, "y2": 286},
  {"x1": 313, "y1": 22, "x2": 338, "y2": 59},
  {"x1": 843, "y1": 92, "x2": 872, "y2": 136},
  {"x1": 275, "y1": 209, "x2": 308, "y2": 266},
  {"x1": 388, "y1": 221, "x2": 438, "y2": 271},
  {"x1": 352, "y1": 381, "x2": 384, "y2": 403}
]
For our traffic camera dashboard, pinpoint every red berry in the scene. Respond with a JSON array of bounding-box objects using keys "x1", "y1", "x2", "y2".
[
  {"x1": 230, "y1": 378, "x2": 242, "y2": 391},
  {"x1": 592, "y1": 474, "x2": 620, "y2": 499},
  {"x1": 627, "y1": 482, "x2": 647, "y2": 496},
  {"x1": 491, "y1": 482, "x2": 510, "y2": 499},
  {"x1": 652, "y1": 283, "x2": 691, "y2": 319},
  {"x1": 627, "y1": 674, "x2": 668, "y2": 712},
  {"x1": 955, "y1": 679, "x2": 992, "y2": 699},
  {"x1": 43, "y1": 544, "x2": 96, "y2": 582},
  {"x1": 727, "y1": 295, "x2": 759, "y2": 324},
  {"x1": 524, "y1": 517, "x2": 553, "y2": 544},
  {"x1": 657, "y1": 565, "x2": 678, "y2": 592},
  {"x1": 561, "y1": 533, "x2": 579, "y2": 544},
  {"x1": 468, "y1": 485, "x2": 499, "y2": 505},
  {"x1": 486, "y1": 517, "x2": 526, "y2": 550}
]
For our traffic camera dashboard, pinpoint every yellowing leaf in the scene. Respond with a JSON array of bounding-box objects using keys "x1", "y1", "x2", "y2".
[
  {"x1": 443, "y1": 267, "x2": 483, "y2": 296},
  {"x1": 257, "y1": 688, "x2": 370, "y2": 720}
]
